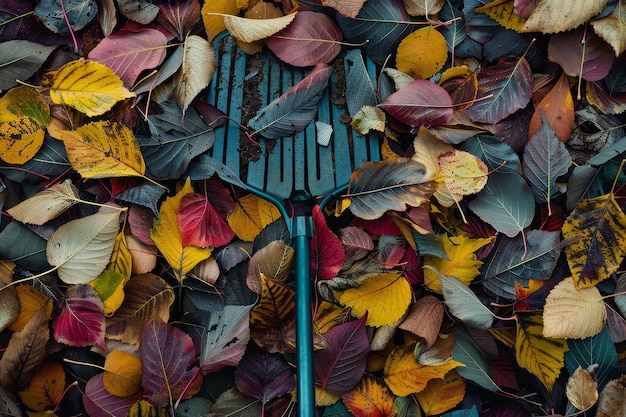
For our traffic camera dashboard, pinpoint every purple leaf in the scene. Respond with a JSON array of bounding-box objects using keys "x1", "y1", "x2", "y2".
[
  {"x1": 141, "y1": 318, "x2": 203, "y2": 407},
  {"x1": 248, "y1": 63, "x2": 332, "y2": 139},
  {"x1": 235, "y1": 346, "x2": 295, "y2": 404},
  {"x1": 53, "y1": 284, "x2": 106, "y2": 350},
  {"x1": 464, "y1": 57, "x2": 534, "y2": 124},
  {"x1": 83, "y1": 373, "x2": 142, "y2": 417},
  {"x1": 313, "y1": 315, "x2": 369, "y2": 395},
  {"x1": 378, "y1": 80, "x2": 454, "y2": 127},
  {"x1": 265, "y1": 11, "x2": 342, "y2": 67}
]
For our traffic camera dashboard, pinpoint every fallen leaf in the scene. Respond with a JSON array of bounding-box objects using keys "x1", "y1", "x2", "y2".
[
  {"x1": 234, "y1": 346, "x2": 295, "y2": 404},
  {"x1": 475, "y1": 0, "x2": 527, "y2": 31},
  {"x1": 415, "y1": 369, "x2": 466, "y2": 416},
  {"x1": 522, "y1": 0, "x2": 609, "y2": 33},
  {"x1": 18, "y1": 361, "x2": 66, "y2": 412},
  {"x1": 7, "y1": 179, "x2": 79, "y2": 225},
  {"x1": 528, "y1": 72, "x2": 575, "y2": 142},
  {"x1": 566, "y1": 366, "x2": 598, "y2": 411},
  {"x1": 53, "y1": 284, "x2": 106, "y2": 350},
  {"x1": 396, "y1": 26, "x2": 448, "y2": 80},
  {"x1": 591, "y1": 1, "x2": 626, "y2": 56},
  {"x1": 227, "y1": 193, "x2": 282, "y2": 242},
  {"x1": 341, "y1": 374, "x2": 395, "y2": 417},
  {"x1": 223, "y1": 12, "x2": 296, "y2": 42},
  {"x1": 399, "y1": 295, "x2": 444, "y2": 347},
  {"x1": 103, "y1": 350, "x2": 143, "y2": 397},
  {"x1": 173, "y1": 34, "x2": 216, "y2": 115}
]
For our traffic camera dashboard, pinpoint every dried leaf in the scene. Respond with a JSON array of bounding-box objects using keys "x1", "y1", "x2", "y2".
[
  {"x1": 402, "y1": 0, "x2": 444, "y2": 16},
  {"x1": 591, "y1": 1, "x2": 626, "y2": 56},
  {"x1": 440, "y1": 275, "x2": 495, "y2": 330},
  {"x1": 201, "y1": 0, "x2": 240, "y2": 41},
  {"x1": 312, "y1": 205, "x2": 345, "y2": 281},
  {"x1": 548, "y1": 28, "x2": 615, "y2": 81},
  {"x1": 177, "y1": 192, "x2": 235, "y2": 248},
  {"x1": 7, "y1": 179, "x2": 79, "y2": 225},
  {"x1": 435, "y1": 149, "x2": 489, "y2": 207},
  {"x1": 250, "y1": 276, "x2": 296, "y2": 353},
  {"x1": 415, "y1": 370, "x2": 466, "y2": 416},
  {"x1": 247, "y1": 241, "x2": 294, "y2": 293},
  {"x1": 399, "y1": 295, "x2": 443, "y2": 347},
  {"x1": 0, "y1": 40, "x2": 56, "y2": 90},
  {"x1": 522, "y1": 0, "x2": 609, "y2": 33},
  {"x1": 224, "y1": 12, "x2": 296, "y2": 42},
  {"x1": 566, "y1": 366, "x2": 598, "y2": 411},
  {"x1": 173, "y1": 35, "x2": 216, "y2": 114}
]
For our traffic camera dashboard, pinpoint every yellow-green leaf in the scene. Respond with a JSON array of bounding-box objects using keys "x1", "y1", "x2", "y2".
[
  {"x1": 57, "y1": 121, "x2": 147, "y2": 179},
  {"x1": 43, "y1": 59, "x2": 135, "y2": 117},
  {"x1": 7, "y1": 179, "x2": 79, "y2": 225},
  {"x1": 543, "y1": 277, "x2": 606, "y2": 339},
  {"x1": 424, "y1": 234, "x2": 493, "y2": 293},
  {"x1": 396, "y1": 26, "x2": 448, "y2": 80},
  {"x1": 566, "y1": 366, "x2": 598, "y2": 411},
  {"x1": 89, "y1": 269, "x2": 125, "y2": 317},
  {"x1": 227, "y1": 193, "x2": 282, "y2": 242},
  {"x1": 415, "y1": 369, "x2": 466, "y2": 416},
  {"x1": 151, "y1": 178, "x2": 213, "y2": 281},
  {"x1": 562, "y1": 193, "x2": 626, "y2": 289},
  {"x1": 338, "y1": 271, "x2": 411, "y2": 327},
  {"x1": 0, "y1": 86, "x2": 49, "y2": 164},
  {"x1": 383, "y1": 342, "x2": 464, "y2": 396},
  {"x1": 435, "y1": 150, "x2": 488, "y2": 207},
  {"x1": 475, "y1": 0, "x2": 527, "y2": 32},
  {"x1": 516, "y1": 312, "x2": 567, "y2": 393}
]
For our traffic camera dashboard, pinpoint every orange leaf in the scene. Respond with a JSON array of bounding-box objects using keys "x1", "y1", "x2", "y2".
[
  {"x1": 8, "y1": 285, "x2": 52, "y2": 332},
  {"x1": 341, "y1": 374, "x2": 395, "y2": 417},
  {"x1": 18, "y1": 361, "x2": 66, "y2": 411},
  {"x1": 396, "y1": 26, "x2": 448, "y2": 80},
  {"x1": 528, "y1": 72, "x2": 575, "y2": 142},
  {"x1": 415, "y1": 369, "x2": 466, "y2": 416},
  {"x1": 103, "y1": 350, "x2": 143, "y2": 397}
]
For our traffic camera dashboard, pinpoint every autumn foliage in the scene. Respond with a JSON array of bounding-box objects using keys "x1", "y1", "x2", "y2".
[{"x1": 1, "y1": 0, "x2": 626, "y2": 416}]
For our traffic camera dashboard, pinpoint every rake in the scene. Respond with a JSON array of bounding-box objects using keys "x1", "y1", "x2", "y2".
[{"x1": 207, "y1": 33, "x2": 380, "y2": 416}]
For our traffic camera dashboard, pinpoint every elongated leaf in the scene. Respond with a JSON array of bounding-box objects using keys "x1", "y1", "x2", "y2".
[
  {"x1": 522, "y1": 113, "x2": 572, "y2": 203},
  {"x1": 566, "y1": 366, "x2": 598, "y2": 411},
  {"x1": 235, "y1": 347, "x2": 295, "y2": 404},
  {"x1": 206, "y1": 388, "x2": 262, "y2": 417},
  {"x1": 562, "y1": 193, "x2": 626, "y2": 289},
  {"x1": 173, "y1": 34, "x2": 216, "y2": 114},
  {"x1": 141, "y1": 318, "x2": 202, "y2": 407},
  {"x1": 469, "y1": 172, "x2": 535, "y2": 238},
  {"x1": 0, "y1": 40, "x2": 56, "y2": 90},
  {"x1": 378, "y1": 80, "x2": 454, "y2": 127},
  {"x1": 451, "y1": 331, "x2": 499, "y2": 392},
  {"x1": 548, "y1": 28, "x2": 615, "y2": 81},
  {"x1": 528, "y1": 73, "x2": 575, "y2": 142},
  {"x1": 345, "y1": 49, "x2": 378, "y2": 119},
  {"x1": 156, "y1": 0, "x2": 201, "y2": 41},
  {"x1": 248, "y1": 62, "x2": 332, "y2": 139},
  {"x1": 115, "y1": 183, "x2": 166, "y2": 215},
  {"x1": 565, "y1": 327, "x2": 617, "y2": 390},
  {"x1": 265, "y1": 11, "x2": 342, "y2": 67},
  {"x1": 88, "y1": 27, "x2": 167, "y2": 87},
  {"x1": 42, "y1": 59, "x2": 135, "y2": 117},
  {"x1": 440, "y1": 275, "x2": 494, "y2": 330},
  {"x1": 314, "y1": 315, "x2": 369, "y2": 395},
  {"x1": 224, "y1": 12, "x2": 296, "y2": 43},
  {"x1": 464, "y1": 57, "x2": 534, "y2": 124},
  {"x1": 47, "y1": 210, "x2": 121, "y2": 284},
  {"x1": 346, "y1": 158, "x2": 435, "y2": 220},
  {"x1": 53, "y1": 284, "x2": 106, "y2": 349},
  {"x1": 312, "y1": 205, "x2": 345, "y2": 281},
  {"x1": 7, "y1": 179, "x2": 79, "y2": 225}
]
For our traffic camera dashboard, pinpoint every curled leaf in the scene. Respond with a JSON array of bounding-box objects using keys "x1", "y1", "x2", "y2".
[{"x1": 224, "y1": 12, "x2": 296, "y2": 43}]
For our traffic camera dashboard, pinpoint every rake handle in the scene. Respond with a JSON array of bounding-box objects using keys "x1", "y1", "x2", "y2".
[{"x1": 293, "y1": 215, "x2": 315, "y2": 417}]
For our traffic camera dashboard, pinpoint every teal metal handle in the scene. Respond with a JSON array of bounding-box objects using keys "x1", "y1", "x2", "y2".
[{"x1": 293, "y1": 216, "x2": 315, "y2": 417}]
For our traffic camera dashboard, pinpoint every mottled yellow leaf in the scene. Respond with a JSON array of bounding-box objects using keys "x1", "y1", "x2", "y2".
[
  {"x1": 543, "y1": 277, "x2": 606, "y2": 339},
  {"x1": 562, "y1": 194, "x2": 626, "y2": 289},
  {"x1": 475, "y1": 0, "x2": 527, "y2": 32},
  {"x1": 90, "y1": 270, "x2": 125, "y2": 317},
  {"x1": 423, "y1": 234, "x2": 493, "y2": 293},
  {"x1": 43, "y1": 59, "x2": 135, "y2": 117},
  {"x1": 435, "y1": 150, "x2": 488, "y2": 207},
  {"x1": 7, "y1": 179, "x2": 79, "y2": 225},
  {"x1": 8, "y1": 286, "x2": 52, "y2": 332},
  {"x1": 516, "y1": 312, "x2": 567, "y2": 393},
  {"x1": 18, "y1": 361, "x2": 65, "y2": 411},
  {"x1": 415, "y1": 369, "x2": 466, "y2": 416},
  {"x1": 227, "y1": 193, "x2": 282, "y2": 242},
  {"x1": 384, "y1": 342, "x2": 464, "y2": 396},
  {"x1": 150, "y1": 179, "x2": 213, "y2": 281},
  {"x1": 566, "y1": 366, "x2": 598, "y2": 411},
  {"x1": 396, "y1": 26, "x2": 448, "y2": 80},
  {"x1": 338, "y1": 272, "x2": 411, "y2": 327},
  {"x1": 202, "y1": 0, "x2": 240, "y2": 41},
  {"x1": 103, "y1": 350, "x2": 143, "y2": 397}
]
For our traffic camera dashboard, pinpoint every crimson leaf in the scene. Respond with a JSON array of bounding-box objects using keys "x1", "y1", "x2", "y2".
[
  {"x1": 311, "y1": 205, "x2": 345, "y2": 280},
  {"x1": 53, "y1": 284, "x2": 106, "y2": 350}
]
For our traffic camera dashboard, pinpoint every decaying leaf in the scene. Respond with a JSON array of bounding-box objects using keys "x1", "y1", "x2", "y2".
[
  {"x1": 223, "y1": 12, "x2": 296, "y2": 43},
  {"x1": 7, "y1": 179, "x2": 79, "y2": 225},
  {"x1": 566, "y1": 366, "x2": 598, "y2": 411},
  {"x1": 521, "y1": 0, "x2": 609, "y2": 33},
  {"x1": 173, "y1": 34, "x2": 216, "y2": 114}
]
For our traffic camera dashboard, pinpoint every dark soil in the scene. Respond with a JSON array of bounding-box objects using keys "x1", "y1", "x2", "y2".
[{"x1": 239, "y1": 52, "x2": 264, "y2": 164}]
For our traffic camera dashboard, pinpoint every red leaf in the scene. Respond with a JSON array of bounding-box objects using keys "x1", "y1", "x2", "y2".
[
  {"x1": 311, "y1": 205, "x2": 345, "y2": 280},
  {"x1": 378, "y1": 79, "x2": 454, "y2": 127},
  {"x1": 140, "y1": 318, "x2": 202, "y2": 407},
  {"x1": 313, "y1": 314, "x2": 369, "y2": 395},
  {"x1": 53, "y1": 285, "x2": 106, "y2": 350},
  {"x1": 235, "y1": 345, "x2": 295, "y2": 404},
  {"x1": 402, "y1": 246, "x2": 423, "y2": 286},
  {"x1": 178, "y1": 192, "x2": 235, "y2": 248},
  {"x1": 128, "y1": 205, "x2": 155, "y2": 245},
  {"x1": 265, "y1": 11, "x2": 342, "y2": 67},
  {"x1": 83, "y1": 373, "x2": 142, "y2": 417}
]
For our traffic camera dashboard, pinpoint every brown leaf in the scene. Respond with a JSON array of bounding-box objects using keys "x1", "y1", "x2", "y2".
[
  {"x1": 521, "y1": 0, "x2": 609, "y2": 33},
  {"x1": 528, "y1": 72, "x2": 575, "y2": 142},
  {"x1": 399, "y1": 295, "x2": 444, "y2": 347},
  {"x1": 0, "y1": 301, "x2": 51, "y2": 391},
  {"x1": 0, "y1": 262, "x2": 19, "y2": 333},
  {"x1": 246, "y1": 241, "x2": 294, "y2": 294},
  {"x1": 566, "y1": 366, "x2": 598, "y2": 411}
]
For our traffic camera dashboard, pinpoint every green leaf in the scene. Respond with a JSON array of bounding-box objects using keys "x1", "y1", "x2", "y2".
[
  {"x1": 565, "y1": 327, "x2": 617, "y2": 390},
  {"x1": 0, "y1": 221, "x2": 49, "y2": 272},
  {"x1": 452, "y1": 330, "x2": 499, "y2": 392},
  {"x1": 440, "y1": 275, "x2": 494, "y2": 330}
]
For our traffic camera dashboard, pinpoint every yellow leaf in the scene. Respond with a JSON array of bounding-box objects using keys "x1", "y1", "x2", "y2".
[
  {"x1": 396, "y1": 26, "x2": 448, "y2": 80},
  {"x1": 90, "y1": 270, "x2": 125, "y2": 317},
  {"x1": 315, "y1": 385, "x2": 341, "y2": 407},
  {"x1": 591, "y1": 1, "x2": 626, "y2": 56},
  {"x1": 516, "y1": 312, "x2": 568, "y2": 393},
  {"x1": 103, "y1": 350, "x2": 143, "y2": 397},
  {"x1": 423, "y1": 234, "x2": 493, "y2": 293},
  {"x1": 566, "y1": 366, "x2": 598, "y2": 411},
  {"x1": 202, "y1": 0, "x2": 240, "y2": 42},
  {"x1": 351, "y1": 105, "x2": 386, "y2": 135},
  {"x1": 56, "y1": 121, "x2": 147, "y2": 179},
  {"x1": 8, "y1": 286, "x2": 52, "y2": 332},
  {"x1": 475, "y1": 0, "x2": 527, "y2": 32},
  {"x1": 126, "y1": 400, "x2": 169, "y2": 417},
  {"x1": 435, "y1": 150, "x2": 488, "y2": 207},
  {"x1": 384, "y1": 342, "x2": 463, "y2": 396},
  {"x1": 543, "y1": 277, "x2": 606, "y2": 339},
  {"x1": 227, "y1": 193, "x2": 282, "y2": 242},
  {"x1": 338, "y1": 272, "x2": 411, "y2": 327},
  {"x1": 314, "y1": 300, "x2": 350, "y2": 334},
  {"x1": 341, "y1": 374, "x2": 395, "y2": 417},
  {"x1": 399, "y1": 295, "x2": 444, "y2": 347},
  {"x1": 415, "y1": 369, "x2": 466, "y2": 416},
  {"x1": 18, "y1": 362, "x2": 65, "y2": 411},
  {"x1": 7, "y1": 179, "x2": 79, "y2": 225},
  {"x1": 107, "y1": 231, "x2": 133, "y2": 282},
  {"x1": 43, "y1": 59, "x2": 135, "y2": 117},
  {"x1": 0, "y1": 86, "x2": 49, "y2": 164},
  {"x1": 151, "y1": 179, "x2": 213, "y2": 281},
  {"x1": 562, "y1": 194, "x2": 626, "y2": 289}
]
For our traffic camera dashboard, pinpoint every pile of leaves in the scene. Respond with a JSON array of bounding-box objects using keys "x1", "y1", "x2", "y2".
[{"x1": 1, "y1": 0, "x2": 626, "y2": 416}]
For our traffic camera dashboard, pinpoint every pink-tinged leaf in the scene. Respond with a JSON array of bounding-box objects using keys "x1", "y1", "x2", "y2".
[
  {"x1": 128, "y1": 204, "x2": 155, "y2": 246},
  {"x1": 235, "y1": 345, "x2": 296, "y2": 404},
  {"x1": 83, "y1": 373, "x2": 142, "y2": 417},
  {"x1": 363, "y1": 213, "x2": 402, "y2": 236},
  {"x1": 265, "y1": 11, "x2": 342, "y2": 67},
  {"x1": 248, "y1": 63, "x2": 332, "y2": 139},
  {"x1": 53, "y1": 284, "x2": 106, "y2": 350},
  {"x1": 376, "y1": 239, "x2": 406, "y2": 269},
  {"x1": 156, "y1": 0, "x2": 202, "y2": 41},
  {"x1": 513, "y1": 0, "x2": 538, "y2": 18},
  {"x1": 378, "y1": 79, "x2": 454, "y2": 127},
  {"x1": 196, "y1": 304, "x2": 252, "y2": 374},
  {"x1": 140, "y1": 318, "x2": 203, "y2": 407},
  {"x1": 177, "y1": 193, "x2": 235, "y2": 248},
  {"x1": 314, "y1": 314, "x2": 369, "y2": 395},
  {"x1": 340, "y1": 226, "x2": 374, "y2": 264},
  {"x1": 587, "y1": 79, "x2": 626, "y2": 114},
  {"x1": 548, "y1": 28, "x2": 615, "y2": 81},
  {"x1": 464, "y1": 57, "x2": 534, "y2": 124},
  {"x1": 312, "y1": 205, "x2": 345, "y2": 280},
  {"x1": 88, "y1": 27, "x2": 168, "y2": 87}
]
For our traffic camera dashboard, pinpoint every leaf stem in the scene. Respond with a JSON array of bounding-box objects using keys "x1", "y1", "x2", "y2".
[{"x1": 60, "y1": 0, "x2": 79, "y2": 54}]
